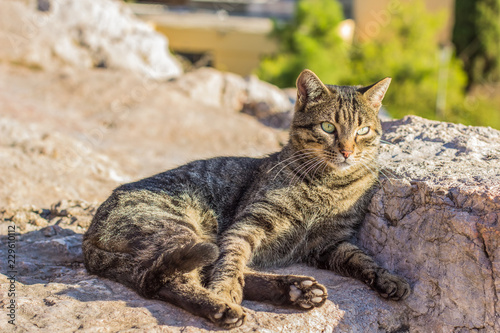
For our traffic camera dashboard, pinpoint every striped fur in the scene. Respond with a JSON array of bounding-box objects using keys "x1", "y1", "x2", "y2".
[{"x1": 82, "y1": 69, "x2": 410, "y2": 329}]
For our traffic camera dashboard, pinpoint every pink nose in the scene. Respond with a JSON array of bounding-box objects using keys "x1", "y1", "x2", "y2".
[{"x1": 341, "y1": 150, "x2": 353, "y2": 159}]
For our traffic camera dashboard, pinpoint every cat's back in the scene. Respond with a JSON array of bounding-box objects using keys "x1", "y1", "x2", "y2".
[
  {"x1": 117, "y1": 156, "x2": 265, "y2": 196},
  {"x1": 87, "y1": 155, "x2": 272, "y2": 238}
]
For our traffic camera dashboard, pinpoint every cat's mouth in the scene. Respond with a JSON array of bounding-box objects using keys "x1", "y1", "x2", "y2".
[
  {"x1": 325, "y1": 156, "x2": 356, "y2": 170},
  {"x1": 319, "y1": 151, "x2": 360, "y2": 171}
]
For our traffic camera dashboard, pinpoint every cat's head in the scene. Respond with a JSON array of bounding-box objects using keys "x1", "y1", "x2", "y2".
[{"x1": 289, "y1": 69, "x2": 390, "y2": 172}]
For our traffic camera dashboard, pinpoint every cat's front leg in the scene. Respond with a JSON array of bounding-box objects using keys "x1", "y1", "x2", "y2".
[
  {"x1": 314, "y1": 241, "x2": 411, "y2": 301},
  {"x1": 208, "y1": 226, "x2": 264, "y2": 305}
]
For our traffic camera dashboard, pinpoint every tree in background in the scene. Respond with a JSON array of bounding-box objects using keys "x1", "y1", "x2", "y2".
[
  {"x1": 258, "y1": 0, "x2": 468, "y2": 123},
  {"x1": 453, "y1": 0, "x2": 500, "y2": 90},
  {"x1": 256, "y1": 0, "x2": 350, "y2": 87},
  {"x1": 347, "y1": 1, "x2": 468, "y2": 121}
]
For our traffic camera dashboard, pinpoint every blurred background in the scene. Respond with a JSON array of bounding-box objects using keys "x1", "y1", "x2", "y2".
[{"x1": 129, "y1": 0, "x2": 500, "y2": 129}]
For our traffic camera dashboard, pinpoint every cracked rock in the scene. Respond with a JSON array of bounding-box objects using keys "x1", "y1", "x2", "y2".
[{"x1": 359, "y1": 116, "x2": 500, "y2": 332}]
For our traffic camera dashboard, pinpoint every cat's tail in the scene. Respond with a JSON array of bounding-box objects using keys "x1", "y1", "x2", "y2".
[{"x1": 82, "y1": 238, "x2": 219, "y2": 298}]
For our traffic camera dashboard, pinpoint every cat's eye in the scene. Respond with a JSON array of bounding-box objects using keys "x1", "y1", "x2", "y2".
[
  {"x1": 321, "y1": 122, "x2": 336, "y2": 134},
  {"x1": 357, "y1": 127, "x2": 370, "y2": 136}
]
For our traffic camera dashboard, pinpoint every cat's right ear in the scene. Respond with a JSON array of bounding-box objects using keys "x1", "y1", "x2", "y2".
[
  {"x1": 296, "y1": 69, "x2": 330, "y2": 107},
  {"x1": 360, "y1": 77, "x2": 391, "y2": 110}
]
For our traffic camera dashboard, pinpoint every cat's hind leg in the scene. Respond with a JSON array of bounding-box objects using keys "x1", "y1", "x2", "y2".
[
  {"x1": 243, "y1": 270, "x2": 328, "y2": 310},
  {"x1": 84, "y1": 236, "x2": 246, "y2": 328}
]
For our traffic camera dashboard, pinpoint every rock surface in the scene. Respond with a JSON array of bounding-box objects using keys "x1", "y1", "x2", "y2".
[
  {"x1": 359, "y1": 116, "x2": 500, "y2": 332},
  {"x1": 174, "y1": 67, "x2": 294, "y2": 128},
  {"x1": 0, "y1": 63, "x2": 286, "y2": 208},
  {"x1": 0, "y1": 0, "x2": 182, "y2": 79},
  {"x1": 1, "y1": 115, "x2": 499, "y2": 332},
  {"x1": 0, "y1": 117, "x2": 129, "y2": 210}
]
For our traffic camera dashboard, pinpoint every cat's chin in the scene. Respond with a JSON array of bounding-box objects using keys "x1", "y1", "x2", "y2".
[
  {"x1": 338, "y1": 163, "x2": 354, "y2": 171},
  {"x1": 329, "y1": 161, "x2": 355, "y2": 171}
]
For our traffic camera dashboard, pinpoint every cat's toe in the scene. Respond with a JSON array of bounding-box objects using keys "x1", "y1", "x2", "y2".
[
  {"x1": 288, "y1": 277, "x2": 328, "y2": 310},
  {"x1": 301, "y1": 280, "x2": 313, "y2": 287}
]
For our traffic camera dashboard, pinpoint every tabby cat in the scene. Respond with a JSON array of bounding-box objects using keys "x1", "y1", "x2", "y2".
[{"x1": 82, "y1": 69, "x2": 410, "y2": 328}]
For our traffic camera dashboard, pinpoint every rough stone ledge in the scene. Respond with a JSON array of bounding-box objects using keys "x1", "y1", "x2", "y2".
[{"x1": 359, "y1": 116, "x2": 500, "y2": 332}]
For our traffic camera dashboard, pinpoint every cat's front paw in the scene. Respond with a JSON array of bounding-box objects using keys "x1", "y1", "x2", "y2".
[
  {"x1": 209, "y1": 302, "x2": 246, "y2": 329},
  {"x1": 288, "y1": 277, "x2": 328, "y2": 310},
  {"x1": 365, "y1": 269, "x2": 411, "y2": 301},
  {"x1": 209, "y1": 276, "x2": 244, "y2": 305}
]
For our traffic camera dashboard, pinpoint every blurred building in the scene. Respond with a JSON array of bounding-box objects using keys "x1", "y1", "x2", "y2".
[
  {"x1": 132, "y1": 1, "x2": 290, "y2": 76},
  {"x1": 130, "y1": 0, "x2": 455, "y2": 76}
]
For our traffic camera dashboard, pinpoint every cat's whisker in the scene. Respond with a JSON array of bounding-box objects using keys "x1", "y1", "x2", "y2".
[
  {"x1": 356, "y1": 155, "x2": 386, "y2": 181},
  {"x1": 383, "y1": 167, "x2": 407, "y2": 180},
  {"x1": 380, "y1": 139, "x2": 396, "y2": 146},
  {"x1": 379, "y1": 171, "x2": 395, "y2": 185},
  {"x1": 276, "y1": 149, "x2": 322, "y2": 170},
  {"x1": 360, "y1": 154, "x2": 406, "y2": 183},
  {"x1": 320, "y1": 157, "x2": 331, "y2": 175},
  {"x1": 289, "y1": 156, "x2": 325, "y2": 186},
  {"x1": 358, "y1": 161, "x2": 382, "y2": 186},
  {"x1": 293, "y1": 158, "x2": 326, "y2": 186},
  {"x1": 362, "y1": 159, "x2": 394, "y2": 185},
  {"x1": 309, "y1": 159, "x2": 329, "y2": 183},
  {"x1": 286, "y1": 156, "x2": 319, "y2": 180},
  {"x1": 270, "y1": 151, "x2": 320, "y2": 181},
  {"x1": 287, "y1": 157, "x2": 323, "y2": 187},
  {"x1": 267, "y1": 150, "x2": 319, "y2": 173}
]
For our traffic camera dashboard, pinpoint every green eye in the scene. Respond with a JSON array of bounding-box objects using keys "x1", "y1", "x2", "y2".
[
  {"x1": 321, "y1": 122, "x2": 336, "y2": 134},
  {"x1": 357, "y1": 127, "x2": 370, "y2": 135}
]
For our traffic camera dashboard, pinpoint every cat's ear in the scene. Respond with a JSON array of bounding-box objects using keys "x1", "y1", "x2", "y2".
[
  {"x1": 296, "y1": 69, "x2": 330, "y2": 106},
  {"x1": 360, "y1": 77, "x2": 391, "y2": 110}
]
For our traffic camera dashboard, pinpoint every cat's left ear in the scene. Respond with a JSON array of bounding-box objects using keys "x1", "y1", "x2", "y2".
[
  {"x1": 359, "y1": 77, "x2": 391, "y2": 110},
  {"x1": 296, "y1": 69, "x2": 330, "y2": 106}
]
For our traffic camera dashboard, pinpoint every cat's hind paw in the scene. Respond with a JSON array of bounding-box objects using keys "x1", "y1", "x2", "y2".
[{"x1": 288, "y1": 278, "x2": 328, "y2": 310}]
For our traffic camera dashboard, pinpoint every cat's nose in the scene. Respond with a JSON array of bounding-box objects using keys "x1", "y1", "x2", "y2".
[{"x1": 340, "y1": 150, "x2": 353, "y2": 159}]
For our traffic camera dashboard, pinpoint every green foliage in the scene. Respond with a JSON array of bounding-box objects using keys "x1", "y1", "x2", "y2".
[
  {"x1": 257, "y1": 0, "x2": 500, "y2": 129},
  {"x1": 454, "y1": 93, "x2": 500, "y2": 128},
  {"x1": 347, "y1": 2, "x2": 468, "y2": 122},
  {"x1": 453, "y1": 0, "x2": 500, "y2": 88},
  {"x1": 256, "y1": 0, "x2": 350, "y2": 87}
]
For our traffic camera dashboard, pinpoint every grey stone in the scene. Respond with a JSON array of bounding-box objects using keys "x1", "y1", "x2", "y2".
[
  {"x1": 174, "y1": 67, "x2": 293, "y2": 128},
  {"x1": 359, "y1": 116, "x2": 500, "y2": 332}
]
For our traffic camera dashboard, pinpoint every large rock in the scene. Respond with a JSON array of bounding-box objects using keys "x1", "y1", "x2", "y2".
[
  {"x1": 0, "y1": 117, "x2": 128, "y2": 209},
  {"x1": 0, "y1": 0, "x2": 182, "y2": 79},
  {"x1": 1, "y1": 116, "x2": 499, "y2": 332},
  {"x1": 174, "y1": 67, "x2": 294, "y2": 128},
  {"x1": 359, "y1": 116, "x2": 500, "y2": 332},
  {"x1": 0, "y1": 64, "x2": 286, "y2": 207}
]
